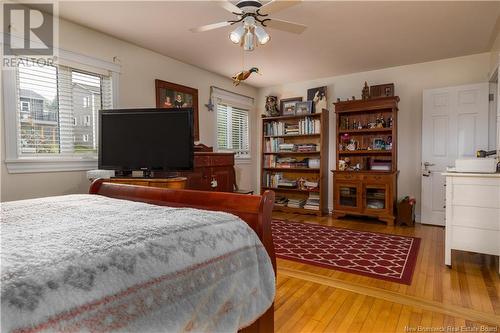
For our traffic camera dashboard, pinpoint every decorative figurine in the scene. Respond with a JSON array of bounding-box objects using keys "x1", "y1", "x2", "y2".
[
  {"x1": 380, "y1": 116, "x2": 386, "y2": 128},
  {"x1": 297, "y1": 177, "x2": 306, "y2": 190},
  {"x1": 376, "y1": 114, "x2": 384, "y2": 128},
  {"x1": 386, "y1": 136, "x2": 393, "y2": 150},
  {"x1": 339, "y1": 160, "x2": 347, "y2": 171},
  {"x1": 347, "y1": 139, "x2": 357, "y2": 151},
  {"x1": 264, "y1": 96, "x2": 280, "y2": 117},
  {"x1": 362, "y1": 81, "x2": 370, "y2": 100},
  {"x1": 232, "y1": 67, "x2": 260, "y2": 86}
]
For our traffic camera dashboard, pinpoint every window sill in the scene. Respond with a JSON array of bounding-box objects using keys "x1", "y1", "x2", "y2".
[
  {"x1": 5, "y1": 158, "x2": 98, "y2": 174},
  {"x1": 235, "y1": 158, "x2": 252, "y2": 165}
]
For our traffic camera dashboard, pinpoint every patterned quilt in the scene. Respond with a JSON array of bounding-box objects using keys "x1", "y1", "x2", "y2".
[{"x1": 1, "y1": 194, "x2": 275, "y2": 333}]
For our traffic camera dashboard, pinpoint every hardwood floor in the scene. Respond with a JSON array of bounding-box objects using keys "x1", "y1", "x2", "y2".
[{"x1": 272, "y1": 212, "x2": 500, "y2": 332}]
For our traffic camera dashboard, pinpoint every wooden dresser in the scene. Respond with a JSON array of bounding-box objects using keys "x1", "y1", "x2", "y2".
[
  {"x1": 105, "y1": 177, "x2": 187, "y2": 189},
  {"x1": 177, "y1": 152, "x2": 235, "y2": 192},
  {"x1": 443, "y1": 172, "x2": 500, "y2": 273},
  {"x1": 101, "y1": 145, "x2": 236, "y2": 193}
]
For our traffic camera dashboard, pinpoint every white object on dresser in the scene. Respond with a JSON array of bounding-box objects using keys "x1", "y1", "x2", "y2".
[
  {"x1": 454, "y1": 158, "x2": 498, "y2": 173},
  {"x1": 86, "y1": 169, "x2": 115, "y2": 180},
  {"x1": 443, "y1": 172, "x2": 500, "y2": 274}
]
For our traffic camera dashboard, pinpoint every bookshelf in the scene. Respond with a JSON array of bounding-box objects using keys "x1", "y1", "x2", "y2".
[
  {"x1": 261, "y1": 111, "x2": 329, "y2": 216},
  {"x1": 332, "y1": 96, "x2": 399, "y2": 225}
]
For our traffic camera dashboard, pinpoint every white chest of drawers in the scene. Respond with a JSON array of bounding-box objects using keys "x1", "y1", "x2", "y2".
[{"x1": 443, "y1": 172, "x2": 500, "y2": 274}]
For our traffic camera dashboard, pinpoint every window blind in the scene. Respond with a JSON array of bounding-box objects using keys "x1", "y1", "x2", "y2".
[
  {"x1": 216, "y1": 103, "x2": 250, "y2": 158},
  {"x1": 15, "y1": 61, "x2": 113, "y2": 158}
]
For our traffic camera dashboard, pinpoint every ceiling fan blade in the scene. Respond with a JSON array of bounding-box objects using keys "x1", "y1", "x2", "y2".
[
  {"x1": 212, "y1": 0, "x2": 242, "y2": 14},
  {"x1": 259, "y1": 0, "x2": 301, "y2": 15},
  {"x1": 190, "y1": 21, "x2": 232, "y2": 33},
  {"x1": 265, "y1": 18, "x2": 307, "y2": 34}
]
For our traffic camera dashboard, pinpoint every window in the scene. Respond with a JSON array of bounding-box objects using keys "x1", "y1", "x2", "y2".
[
  {"x1": 21, "y1": 101, "x2": 30, "y2": 112},
  {"x1": 3, "y1": 53, "x2": 119, "y2": 173},
  {"x1": 83, "y1": 115, "x2": 91, "y2": 127},
  {"x1": 14, "y1": 64, "x2": 112, "y2": 156},
  {"x1": 216, "y1": 103, "x2": 250, "y2": 159}
]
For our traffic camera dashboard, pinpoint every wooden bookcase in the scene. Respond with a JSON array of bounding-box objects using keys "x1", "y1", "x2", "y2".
[
  {"x1": 332, "y1": 96, "x2": 399, "y2": 225},
  {"x1": 260, "y1": 112, "x2": 329, "y2": 216}
]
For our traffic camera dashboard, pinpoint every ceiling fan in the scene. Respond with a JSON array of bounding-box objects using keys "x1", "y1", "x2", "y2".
[{"x1": 190, "y1": 0, "x2": 306, "y2": 51}]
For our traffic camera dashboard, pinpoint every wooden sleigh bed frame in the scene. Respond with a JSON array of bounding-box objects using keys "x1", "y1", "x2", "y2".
[{"x1": 89, "y1": 179, "x2": 276, "y2": 333}]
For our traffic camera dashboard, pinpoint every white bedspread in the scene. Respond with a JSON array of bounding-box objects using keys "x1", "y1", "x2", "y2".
[{"x1": 1, "y1": 194, "x2": 275, "y2": 333}]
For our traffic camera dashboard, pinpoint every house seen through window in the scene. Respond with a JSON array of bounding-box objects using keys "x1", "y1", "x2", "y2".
[{"x1": 16, "y1": 63, "x2": 113, "y2": 157}]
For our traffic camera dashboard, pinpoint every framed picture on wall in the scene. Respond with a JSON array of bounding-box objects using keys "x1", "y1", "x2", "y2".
[{"x1": 155, "y1": 79, "x2": 199, "y2": 141}]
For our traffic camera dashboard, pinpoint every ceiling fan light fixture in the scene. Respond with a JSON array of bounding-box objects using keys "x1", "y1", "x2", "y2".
[
  {"x1": 254, "y1": 25, "x2": 270, "y2": 45},
  {"x1": 243, "y1": 29, "x2": 255, "y2": 51},
  {"x1": 229, "y1": 25, "x2": 246, "y2": 44}
]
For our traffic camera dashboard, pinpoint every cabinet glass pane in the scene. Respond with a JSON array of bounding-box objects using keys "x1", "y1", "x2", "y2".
[
  {"x1": 339, "y1": 186, "x2": 357, "y2": 207},
  {"x1": 366, "y1": 187, "x2": 386, "y2": 209}
]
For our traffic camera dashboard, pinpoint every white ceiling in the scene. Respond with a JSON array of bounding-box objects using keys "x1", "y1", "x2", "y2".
[{"x1": 58, "y1": 1, "x2": 500, "y2": 87}]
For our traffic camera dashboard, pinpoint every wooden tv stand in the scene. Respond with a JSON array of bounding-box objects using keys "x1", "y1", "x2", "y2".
[{"x1": 105, "y1": 177, "x2": 187, "y2": 189}]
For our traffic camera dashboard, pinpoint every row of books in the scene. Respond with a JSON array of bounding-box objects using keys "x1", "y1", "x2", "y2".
[
  {"x1": 265, "y1": 137, "x2": 285, "y2": 152},
  {"x1": 278, "y1": 143, "x2": 295, "y2": 152},
  {"x1": 299, "y1": 117, "x2": 321, "y2": 135},
  {"x1": 304, "y1": 193, "x2": 320, "y2": 210},
  {"x1": 263, "y1": 172, "x2": 319, "y2": 190},
  {"x1": 264, "y1": 156, "x2": 311, "y2": 169},
  {"x1": 264, "y1": 117, "x2": 321, "y2": 136},
  {"x1": 273, "y1": 193, "x2": 320, "y2": 211},
  {"x1": 264, "y1": 140, "x2": 319, "y2": 153},
  {"x1": 264, "y1": 173, "x2": 300, "y2": 188},
  {"x1": 288, "y1": 198, "x2": 307, "y2": 208},
  {"x1": 296, "y1": 143, "x2": 318, "y2": 152}
]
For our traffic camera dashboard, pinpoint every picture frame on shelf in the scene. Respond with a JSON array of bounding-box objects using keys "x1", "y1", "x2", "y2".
[
  {"x1": 369, "y1": 83, "x2": 394, "y2": 99},
  {"x1": 280, "y1": 97, "x2": 303, "y2": 116},
  {"x1": 373, "y1": 138, "x2": 385, "y2": 150},
  {"x1": 155, "y1": 79, "x2": 199, "y2": 140},
  {"x1": 295, "y1": 101, "x2": 313, "y2": 115},
  {"x1": 307, "y1": 86, "x2": 327, "y2": 113}
]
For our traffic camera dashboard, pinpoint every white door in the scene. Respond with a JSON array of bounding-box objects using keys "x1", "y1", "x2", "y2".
[{"x1": 422, "y1": 83, "x2": 489, "y2": 226}]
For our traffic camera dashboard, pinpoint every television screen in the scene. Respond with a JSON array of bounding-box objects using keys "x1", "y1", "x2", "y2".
[{"x1": 99, "y1": 108, "x2": 194, "y2": 171}]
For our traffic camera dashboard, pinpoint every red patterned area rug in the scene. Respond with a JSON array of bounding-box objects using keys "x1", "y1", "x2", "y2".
[{"x1": 272, "y1": 219, "x2": 421, "y2": 285}]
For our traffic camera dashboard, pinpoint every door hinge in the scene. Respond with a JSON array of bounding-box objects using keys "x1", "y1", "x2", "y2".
[{"x1": 489, "y1": 93, "x2": 494, "y2": 101}]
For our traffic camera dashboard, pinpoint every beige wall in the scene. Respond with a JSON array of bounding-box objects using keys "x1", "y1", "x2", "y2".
[
  {"x1": 489, "y1": 19, "x2": 500, "y2": 74},
  {"x1": 257, "y1": 53, "x2": 491, "y2": 217},
  {"x1": 1, "y1": 19, "x2": 258, "y2": 202}
]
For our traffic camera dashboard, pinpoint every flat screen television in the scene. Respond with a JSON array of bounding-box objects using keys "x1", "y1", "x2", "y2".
[{"x1": 98, "y1": 108, "x2": 194, "y2": 174}]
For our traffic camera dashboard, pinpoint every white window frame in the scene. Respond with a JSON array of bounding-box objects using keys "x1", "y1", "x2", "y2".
[
  {"x1": 212, "y1": 87, "x2": 253, "y2": 164},
  {"x1": 83, "y1": 96, "x2": 90, "y2": 108},
  {"x1": 3, "y1": 49, "x2": 120, "y2": 173},
  {"x1": 84, "y1": 115, "x2": 91, "y2": 127},
  {"x1": 20, "y1": 101, "x2": 30, "y2": 112}
]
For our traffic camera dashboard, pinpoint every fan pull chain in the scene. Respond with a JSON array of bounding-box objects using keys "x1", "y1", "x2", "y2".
[{"x1": 241, "y1": 48, "x2": 245, "y2": 71}]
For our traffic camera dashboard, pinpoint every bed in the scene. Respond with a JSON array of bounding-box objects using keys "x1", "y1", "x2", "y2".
[{"x1": 1, "y1": 179, "x2": 276, "y2": 333}]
